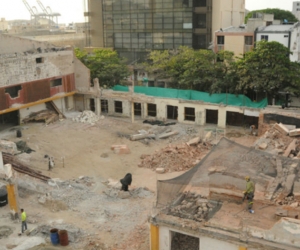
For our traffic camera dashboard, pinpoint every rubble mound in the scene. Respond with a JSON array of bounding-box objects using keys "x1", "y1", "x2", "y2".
[
  {"x1": 73, "y1": 111, "x2": 99, "y2": 124},
  {"x1": 167, "y1": 192, "x2": 221, "y2": 222},
  {"x1": 138, "y1": 142, "x2": 212, "y2": 172}
]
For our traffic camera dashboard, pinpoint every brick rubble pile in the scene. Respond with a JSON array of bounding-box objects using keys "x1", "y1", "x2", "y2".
[
  {"x1": 138, "y1": 141, "x2": 212, "y2": 172},
  {"x1": 73, "y1": 111, "x2": 99, "y2": 124}
]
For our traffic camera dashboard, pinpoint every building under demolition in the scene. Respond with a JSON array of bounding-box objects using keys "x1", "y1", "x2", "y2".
[
  {"x1": 149, "y1": 138, "x2": 300, "y2": 250},
  {"x1": 0, "y1": 34, "x2": 90, "y2": 127}
]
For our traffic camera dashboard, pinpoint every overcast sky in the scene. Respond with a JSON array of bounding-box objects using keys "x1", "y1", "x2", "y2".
[{"x1": 0, "y1": 0, "x2": 297, "y2": 25}]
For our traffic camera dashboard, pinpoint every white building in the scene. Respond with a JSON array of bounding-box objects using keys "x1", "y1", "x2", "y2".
[{"x1": 292, "y1": 1, "x2": 300, "y2": 20}]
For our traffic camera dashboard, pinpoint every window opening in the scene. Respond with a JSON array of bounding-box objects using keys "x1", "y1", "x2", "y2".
[
  {"x1": 115, "y1": 101, "x2": 123, "y2": 113},
  {"x1": 5, "y1": 85, "x2": 22, "y2": 98},
  {"x1": 101, "y1": 99, "x2": 108, "y2": 113},
  {"x1": 147, "y1": 103, "x2": 157, "y2": 117},
  {"x1": 184, "y1": 107, "x2": 195, "y2": 121}
]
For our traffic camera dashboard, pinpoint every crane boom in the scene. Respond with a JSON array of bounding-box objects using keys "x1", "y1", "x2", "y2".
[
  {"x1": 22, "y1": 0, "x2": 35, "y2": 16},
  {"x1": 36, "y1": 0, "x2": 49, "y2": 14}
]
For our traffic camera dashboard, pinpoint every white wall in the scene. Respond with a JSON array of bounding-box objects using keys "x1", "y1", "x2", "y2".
[
  {"x1": 256, "y1": 32, "x2": 290, "y2": 48},
  {"x1": 200, "y1": 236, "x2": 239, "y2": 250},
  {"x1": 19, "y1": 103, "x2": 46, "y2": 121},
  {"x1": 159, "y1": 226, "x2": 171, "y2": 250}
]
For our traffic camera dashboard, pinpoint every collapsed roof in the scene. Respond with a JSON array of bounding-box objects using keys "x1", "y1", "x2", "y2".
[{"x1": 153, "y1": 138, "x2": 300, "y2": 249}]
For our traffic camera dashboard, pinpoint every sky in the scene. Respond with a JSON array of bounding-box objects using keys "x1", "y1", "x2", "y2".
[{"x1": 0, "y1": 0, "x2": 297, "y2": 25}]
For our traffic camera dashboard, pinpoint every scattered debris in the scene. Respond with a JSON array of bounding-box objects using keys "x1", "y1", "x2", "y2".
[
  {"x1": 111, "y1": 145, "x2": 130, "y2": 154},
  {"x1": 72, "y1": 110, "x2": 99, "y2": 124},
  {"x1": 22, "y1": 110, "x2": 58, "y2": 125},
  {"x1": 138, "y1": 141, "x2": 212, "y2": 172},
  {"x1": 143, "y1": 120, "x2": 176, "y2": 126},
  {"x1": 130, "y1": 133, "x2": 156, "y2": 141},
  {"x1": 0, "y1": 140, "x2": 19, "y2": 155},
  {"x1": 16, "y1": 141, "x2": 35, "y2": 154}
]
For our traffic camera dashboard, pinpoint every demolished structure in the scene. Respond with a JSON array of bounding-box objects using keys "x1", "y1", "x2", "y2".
[
  {"x1": 149, "y1": 138, "x2": 300, "y2": 250},
  {"x1": 0, "y1": 34, "x2": 90, "y2": 126}
]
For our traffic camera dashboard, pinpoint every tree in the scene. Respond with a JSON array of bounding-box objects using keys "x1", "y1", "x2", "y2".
[
  {"x1": 142, "y1": 46, "x2": 235, "y2": 92},
  {"x1": 245, "y1": 8, "x2": 297, "y2": 24},
  {"x1": 234, "y1": 41, "x2": 300, "y2": 99},
  {"x1": 74, "y1": 48, "x2": 131, "y2": 88}
]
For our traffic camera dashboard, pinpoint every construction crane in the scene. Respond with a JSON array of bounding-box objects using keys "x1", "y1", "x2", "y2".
[
  {"x1": 22, "y1": 0, "x2": 46, "y2": 25},
  {"x1": 36, "y1": 0, "x2": 60, "y2": 27}
]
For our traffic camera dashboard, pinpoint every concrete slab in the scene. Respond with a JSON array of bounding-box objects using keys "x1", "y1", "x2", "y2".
[
  {"x1": 289, "y1": 128, "x2": 300, "y2": 137},
  {"x1": 274, "y1": 123, "x2": 289, "y2": 135}
]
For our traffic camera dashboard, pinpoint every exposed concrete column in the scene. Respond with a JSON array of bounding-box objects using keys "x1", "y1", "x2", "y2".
[
  {"x1": 107, "y1": 99, "x2": 115, "y2": 115},
  {"x1": 217, "y1": 107, "x2": 227, "y2": 128},
  {"x1": 177, "y1": 105, "x2": 184, "y2": 123},
  {"x1": 143, "y1": 103, "x2": 148, "y2": 118},
  {"x1": 95, "y1": 98, "x2": 101, "y2": 116}
]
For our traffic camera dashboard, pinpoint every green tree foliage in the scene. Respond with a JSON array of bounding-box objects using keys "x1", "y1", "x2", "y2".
[
  {"x1": 245, "y1": 8, "x2": 297, "y2": 23},
  {"x1": 234, "y1": 41, "x2": 300, "y2": 97},
  {"x1": 74, "y1": 48, "x2": 130, "y2": 88},
  {"x1": 142, "y1": 46, "x2": 235, "y2": 92}
]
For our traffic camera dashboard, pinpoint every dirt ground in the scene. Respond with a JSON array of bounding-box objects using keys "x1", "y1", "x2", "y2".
[{"x1": 0, "y1": 112, "x2": 257, "y2": 250}]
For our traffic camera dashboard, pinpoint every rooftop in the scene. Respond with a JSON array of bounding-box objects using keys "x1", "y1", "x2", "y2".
[
  {"x1": 257, "y1": 24, "x2": 294, "y2": 32},
  {"x1": 153, "y1": 138, "x2": 300, "y2": 249}
]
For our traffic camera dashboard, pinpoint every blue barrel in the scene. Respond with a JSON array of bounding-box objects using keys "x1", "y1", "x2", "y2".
[{"x1": 50, "y1": 228, "x2": 59, "y2": 245}]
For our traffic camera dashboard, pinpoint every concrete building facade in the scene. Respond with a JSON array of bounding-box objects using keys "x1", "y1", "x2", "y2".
[
  {"x1": 77, "y1": 88, "x2": 260, "y2": 129},
  {"x1": 292, "y1": 1, "x2": 300, "y2": 20},
  {"x1": 0, "y1": 34, "x2": 90, "y2": 126},
  {"x1": 85, "y1": 0, "x2": 245, "y2": 62}
]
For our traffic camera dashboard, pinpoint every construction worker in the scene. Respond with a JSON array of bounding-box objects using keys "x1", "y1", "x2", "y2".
[
  {"x1": 20, "y1": 208, "x2": 27, "y2": 234},
  {"x1": 243, "y1": 176, "x2": 255, "y2": 213}
]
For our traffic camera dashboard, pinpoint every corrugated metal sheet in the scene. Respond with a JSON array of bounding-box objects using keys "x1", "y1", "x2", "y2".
[
  {"x1": 0, "y1": 73, "x2": 75, "y2": 112},
  {"x1": 23, "y1": 80, "x2": 50, "y2": 103},
  {"x1": 63, "y1": 74, "x2": 75, "y2": 92},
  {"x1": 0, "y1": 88, "x2": 8, "y2": 110}
]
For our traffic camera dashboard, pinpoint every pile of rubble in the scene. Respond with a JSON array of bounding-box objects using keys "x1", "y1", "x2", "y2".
[
  {"x1": 255, "y1": 123, "x2": 299, "y2": 156},
  {"x1": 167, "y1": 192, "x2": 219, "y2": 222},
  {"x1": 72, "y1": 110, "x2": 100, "y2": 124},
  {"x1": 22, "y1": 110, "x2": 59, "y2": 124},
  {"x1": 138, "y1": 141, "x2": 212, "y2": 173}
]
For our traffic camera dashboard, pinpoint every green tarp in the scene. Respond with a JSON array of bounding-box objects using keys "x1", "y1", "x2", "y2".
[{"x1": 112, "y1": 85, "x2": 268, "y2": 109}]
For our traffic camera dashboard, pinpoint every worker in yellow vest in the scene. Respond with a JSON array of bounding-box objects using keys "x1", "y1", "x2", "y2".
[{"x1": 21, "y1": 208, "x2": 27, "y2": 233}]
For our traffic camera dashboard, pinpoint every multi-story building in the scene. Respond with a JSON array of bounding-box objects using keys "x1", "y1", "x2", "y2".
[
  {"x1": 0, "y1": 34, "x2": 91, "y2": 127},
  {"x1": 292, "y1": 1, "x2": 300, "y2": 20},
  {"x1": 85, "y1": 0, "x2": 245, "y2": 62}
]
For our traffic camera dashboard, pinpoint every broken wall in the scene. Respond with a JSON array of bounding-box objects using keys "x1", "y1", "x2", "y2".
[
  {"x1": 74, "y1": 57, "x2": 91, "y2": 93},
  {"x1": 0, "y1": 50, "x2": 74, "y2": 87}
]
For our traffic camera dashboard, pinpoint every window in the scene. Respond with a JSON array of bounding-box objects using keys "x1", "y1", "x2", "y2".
[
  {"x1": 134, "y1": 103, "x2": 142, "y2": 116},
  {"x1": 194, "y1": 0, "x2": 206, "y2": 7},
  {"x1": 5, "y1": 85, "x2": 22, "y2": 98},
  {"x1": 50, "y1": 79, "x2": 62, "y2": 87},
  {"x1": 184, "y1": 107, "x2": 195, "y2": 121},
  {"x1": 217, "y1": 36, "x2": 225, "y2": 45},
  {"x1": 194, "y1": 35, "x2": 206, "y2": 49},
  {"x1": 195, "y1": 14, "x2": 206, "y2": 28},
  {"x1": 261, "y1": 35, "x2": 268, "y2": 41},
  {"x1": 36, "y1": 57, "x2": 44, "y2": 63},
  {"x1": 245, "y1": 36, "x2": 253, "y2": 45},
  {"x1": 147, "y1": 103, "x2": 157, "y2": 117},
  {"x1": 101, "y1": 99, "x2": 108, "y2": 113},
  {"x1": 114, "y1": 101, "x2": 123, "y2": 113}
]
